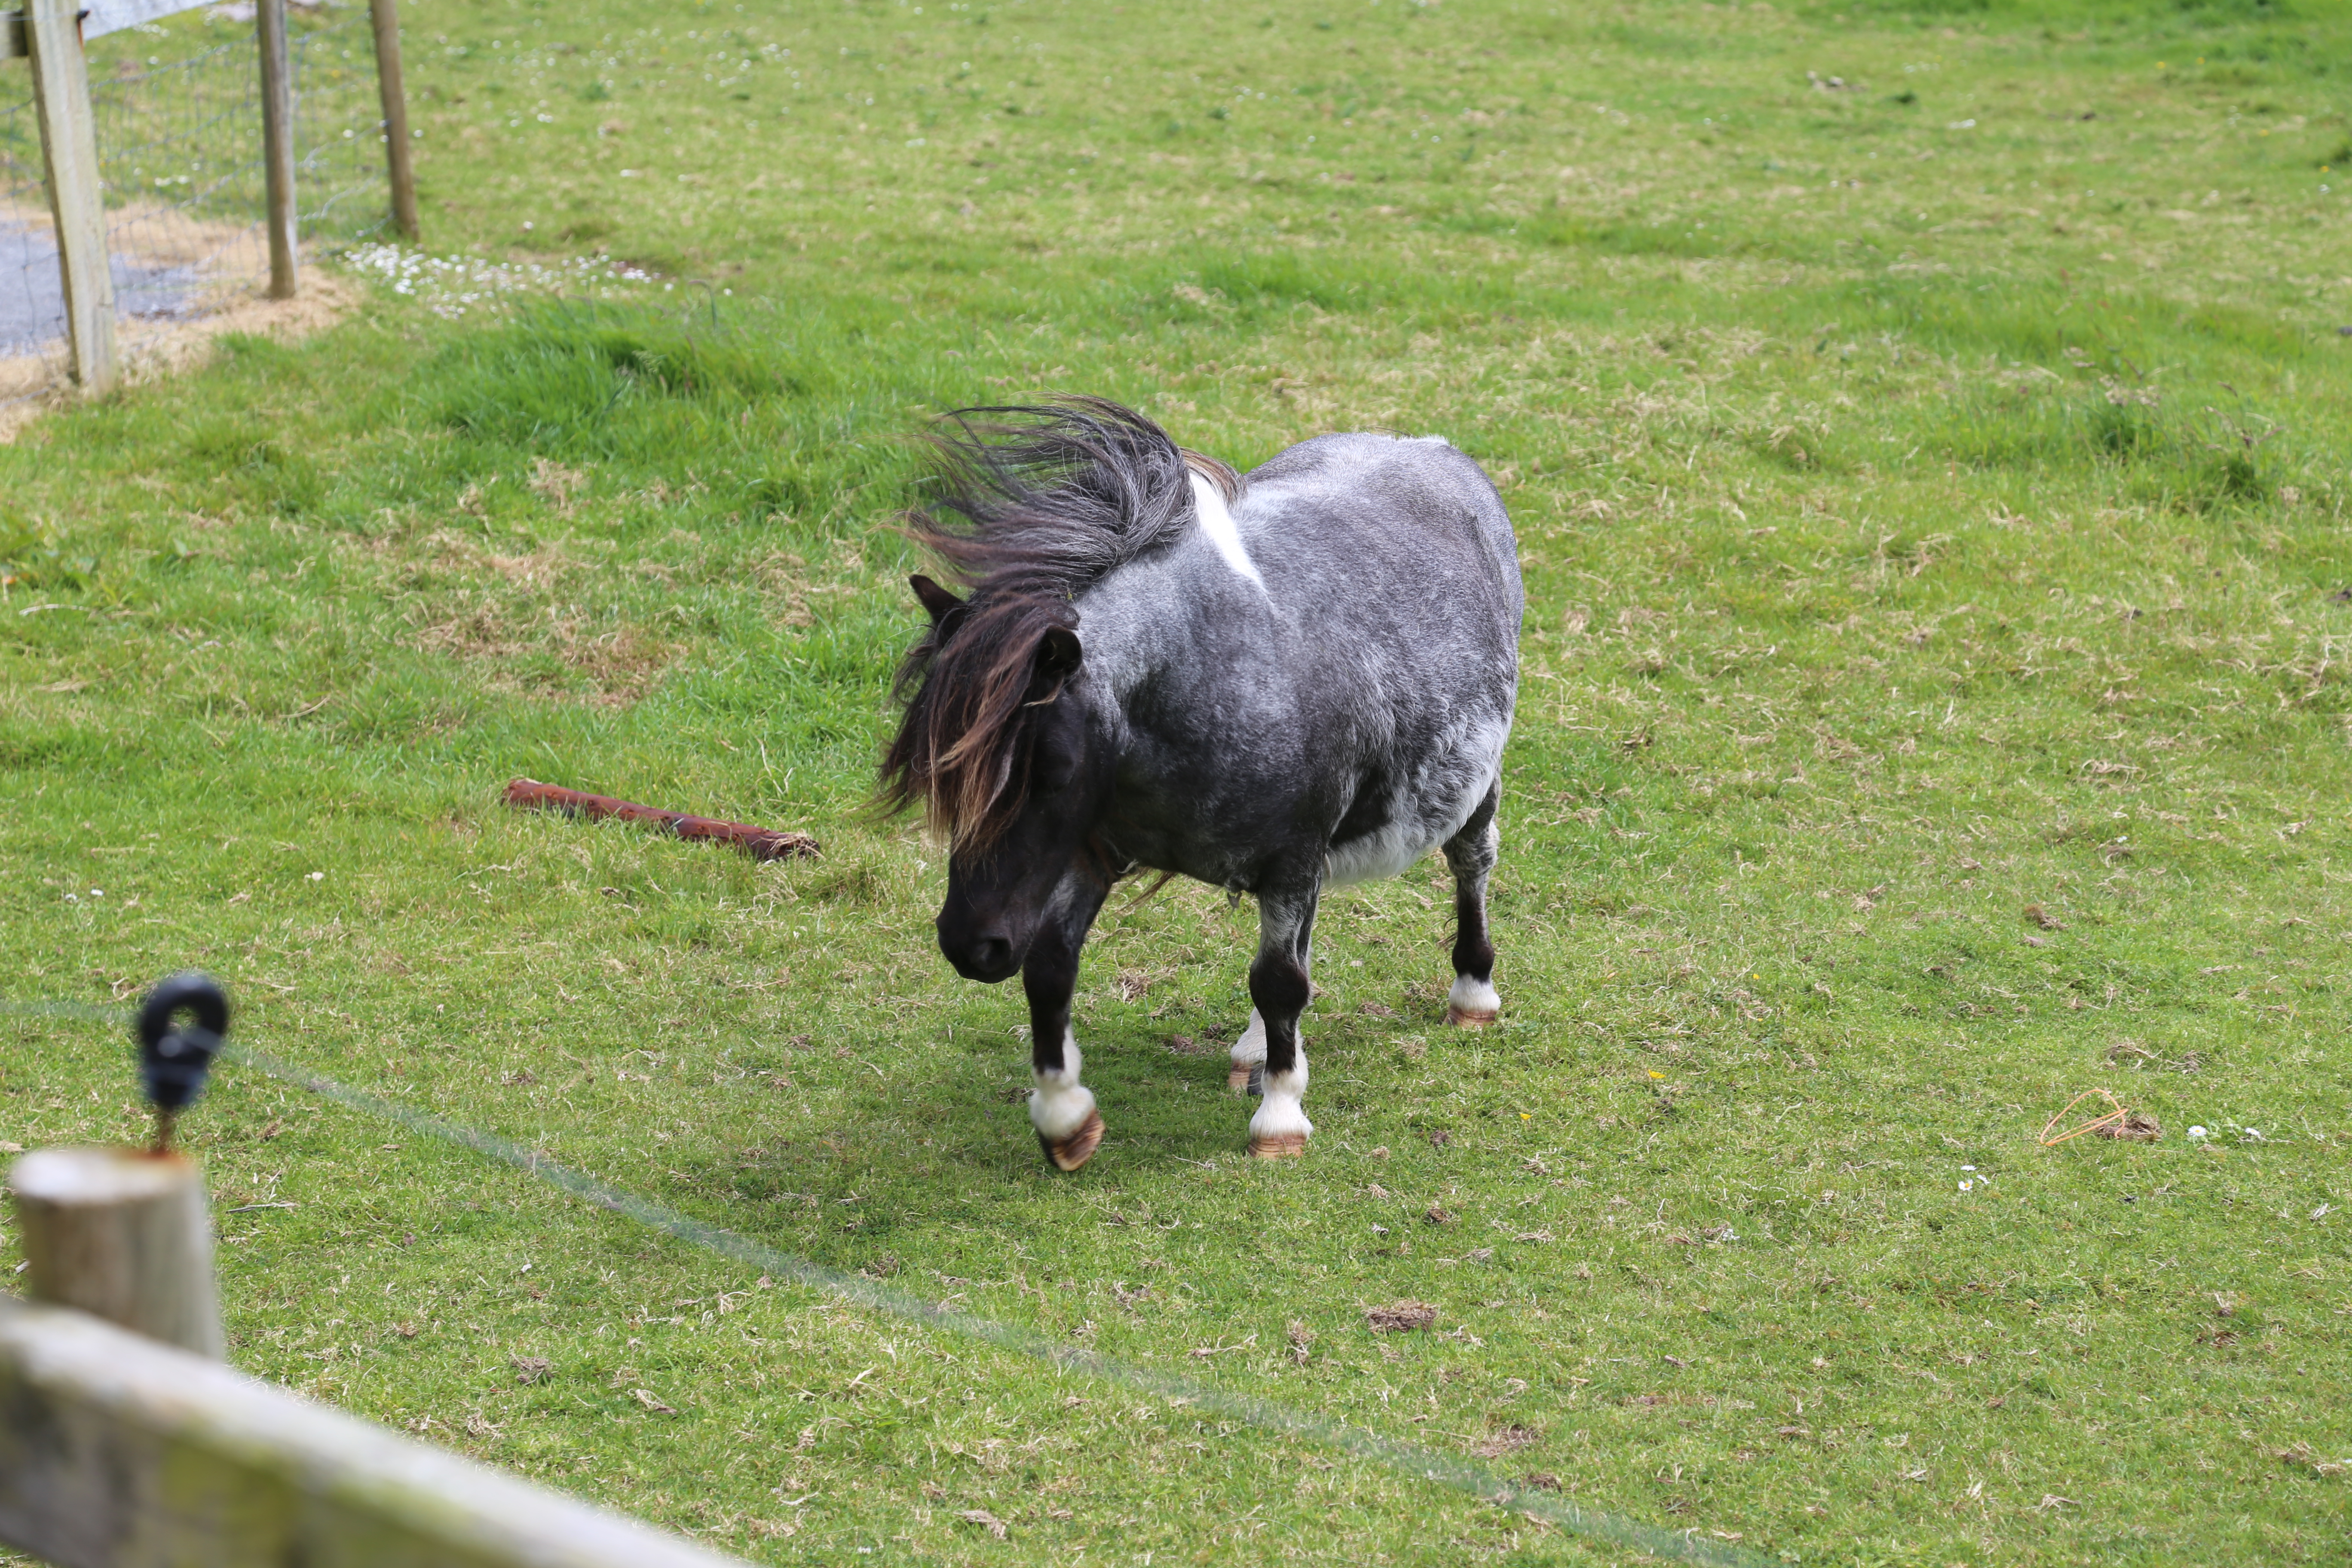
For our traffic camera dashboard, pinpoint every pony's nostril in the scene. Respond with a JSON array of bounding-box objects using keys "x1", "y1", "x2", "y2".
[{"x1": 974, "y1": 937, "x2": 1014, "y2": 974}]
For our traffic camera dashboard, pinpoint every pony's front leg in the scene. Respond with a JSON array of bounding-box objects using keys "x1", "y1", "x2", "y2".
[
  {"x1": 1023, "y1": 896, "x2": 1106, "y2": 1173},
  {"x1": 1245, "y1": 883, "x2": 1320, "y2": 1159}
]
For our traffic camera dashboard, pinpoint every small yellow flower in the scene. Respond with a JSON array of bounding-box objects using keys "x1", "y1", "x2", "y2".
[{"x1": 1648, "y1": 1070, "x2": 1666, "y2": 1080}]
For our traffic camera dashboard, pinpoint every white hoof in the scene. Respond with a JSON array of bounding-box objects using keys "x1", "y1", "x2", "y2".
[
  {"x1": 1446, "y1": 974, "x2": 1499, "y2": 1027},
  {"x1": 1246, "y1": 1062, "x2": 1311, "y2": 1156},
  {"x1": 1029, "y1": 1037, "x2": 1097, "y2": 1142}
]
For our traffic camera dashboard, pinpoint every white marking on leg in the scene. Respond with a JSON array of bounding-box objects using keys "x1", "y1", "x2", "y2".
[
  {"x1": 1247, "y1": 1050, "x2": 1313, "y2": 1144},
  {"x1": 1231, "y1": 1009, "x2": 1268, "y2": 1067},
  {"x1": 1191, "y1": 472, "x2": 1268, "y2": 596},
  {"x1": 1029, "y1": 1032, "x2": 1098, "y2": 1142},
  {"x1": 1449, "y1": 974, "x2": 1500, "y2": 1016}
]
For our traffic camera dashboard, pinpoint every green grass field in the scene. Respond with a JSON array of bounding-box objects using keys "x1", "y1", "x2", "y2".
[{"x1": 5, "y1": 0, "x2": 2351, "y2": 1562}]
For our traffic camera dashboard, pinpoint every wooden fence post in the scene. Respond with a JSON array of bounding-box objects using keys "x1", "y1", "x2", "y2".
[
  {"x1": 24, "y1": 0, "x2": 116, "y2": 392},
  {"x1": 9, "y1": 1147, "x2": 225, "y2": 1360},
  {"x1": 257, "y1": 0, "x2": 297, "y2": 298},
  {"x1": 367, "y1": 0, "x2": 418, "y2": 241}
]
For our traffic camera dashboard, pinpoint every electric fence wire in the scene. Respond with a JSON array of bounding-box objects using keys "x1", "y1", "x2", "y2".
[{"x1": 0, "y1": 995, "x2": 1771, "y2": 1568}]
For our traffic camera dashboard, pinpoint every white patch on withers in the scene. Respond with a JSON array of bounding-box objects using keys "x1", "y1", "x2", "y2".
[
  {"x1": 1247, "y1": 1049, "x2": 1313, "y2": 1144},
  {"x1": 1190, "y1": 472, "x2": 1267, "y2": 594},
  {"x1": 1029, "y1": 1032, "x2": 1098, "y2": 1142},
  {"x1": 1449, "y1": 974, "x2": 1501, "y2": 1016}
]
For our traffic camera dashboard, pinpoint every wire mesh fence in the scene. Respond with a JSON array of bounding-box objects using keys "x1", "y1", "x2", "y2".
[
  {"x1": 0, "y1": 2, "x2": 393, "y2": 388},
  {"x1": 285, "y1": 8, "x2": 392, "y2": 240},
  {"x1": 0, "y1": 60, "x2": 61, "y2": 384}
]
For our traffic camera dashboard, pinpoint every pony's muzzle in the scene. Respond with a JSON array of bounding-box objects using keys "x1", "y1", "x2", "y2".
[{"x1": 938, "y1": 927, "x2": 1020, "y2": 983}]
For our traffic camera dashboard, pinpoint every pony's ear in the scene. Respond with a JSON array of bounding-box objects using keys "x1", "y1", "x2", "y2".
[
  {"x1": 1036, "y1": 626, "x2": 1084, "y2": 679},
  {"x1": 910, "y1": 574, "x2": 967, "y2": 636}
]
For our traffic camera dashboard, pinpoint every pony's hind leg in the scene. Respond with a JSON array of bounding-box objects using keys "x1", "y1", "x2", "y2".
[
  {"x1": 1245, "y1": 883, "x2": 1320, "y2": 1158},
  {"x1": 1023, "y1": 909, "x2": 1104, "y2": 1172},
  {"x1": 1443, "y1": 782, "x2": 1502, "y2": 1027}
]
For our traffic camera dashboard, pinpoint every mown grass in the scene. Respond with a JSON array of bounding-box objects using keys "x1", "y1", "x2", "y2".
[{"x1": 4, "y1": 0, "x2": 2351, "y2": 1563}]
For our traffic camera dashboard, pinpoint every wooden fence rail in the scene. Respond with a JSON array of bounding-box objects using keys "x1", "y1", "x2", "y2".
[
  {"x1": 0, "y1": 1128, "x2": 753, "y2": 1568},
  {"x1": 0, "y1": 1297, "x2": 753, "y2": 1568},
  {"x1": 4, "y1": 1138, "x2": 753, "y2": 1568}
]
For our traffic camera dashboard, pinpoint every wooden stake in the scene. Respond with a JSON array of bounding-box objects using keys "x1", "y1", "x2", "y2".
[
  {"x1": 9, "y1": 1147, "x2": 225, "y2": 1360},
  {"x1": 503, "y1": 777, "x2": 821, "y2": 862},
  {"x1": 24, "y1": 0, "x2": 116, "y2": 392},
  {"x1": 257, "y1": 0, "x2": 297, "y2": 299},
  {"x1": 368, "y1": 0, "x2": 419, "y2": 241}
]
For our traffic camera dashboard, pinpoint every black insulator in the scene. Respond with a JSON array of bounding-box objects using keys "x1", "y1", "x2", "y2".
[{"x1": 135, "y1": 972, "x2": 231, "y2": 1114}]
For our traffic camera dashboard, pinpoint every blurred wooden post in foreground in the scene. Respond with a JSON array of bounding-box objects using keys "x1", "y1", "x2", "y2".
[
  {"x1": 11, "y1": 1146, "x2": 225, "y2": 1357},
  {"x1": 23, "y1": 0, "x2": 117, "y2": 390},
  {"x1": 367, "y1": 0, "x2": 419, "y2": 240}
]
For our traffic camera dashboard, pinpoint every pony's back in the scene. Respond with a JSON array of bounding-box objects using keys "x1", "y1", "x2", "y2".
[{"x1": 1228, "y1": 431, "x2": 1522, "y2": 715}]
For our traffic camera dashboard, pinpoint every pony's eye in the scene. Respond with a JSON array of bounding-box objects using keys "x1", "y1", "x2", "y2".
[{"x1": 1034, "y1": 723, "x2": 1083, "y2": 792}]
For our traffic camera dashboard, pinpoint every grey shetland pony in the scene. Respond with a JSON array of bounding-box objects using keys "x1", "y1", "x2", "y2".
[{"x1": 882, "y1": 399, "x2": 1521, "y2": 1170}]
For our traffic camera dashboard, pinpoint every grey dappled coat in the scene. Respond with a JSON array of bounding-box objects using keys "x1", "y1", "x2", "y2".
[{"x1": 1078, "y1": 430, "x2": 1522, "y2": 896}]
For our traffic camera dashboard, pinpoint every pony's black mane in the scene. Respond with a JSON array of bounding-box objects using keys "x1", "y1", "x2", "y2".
[{"x1": 881, "y1": 398, "x2": 1238, "y2": 849}]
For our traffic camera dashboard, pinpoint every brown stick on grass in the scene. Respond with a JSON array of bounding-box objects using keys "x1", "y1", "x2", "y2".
[{"x1": 503, "y1": 779, "x2": 820, "y2": 862}]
